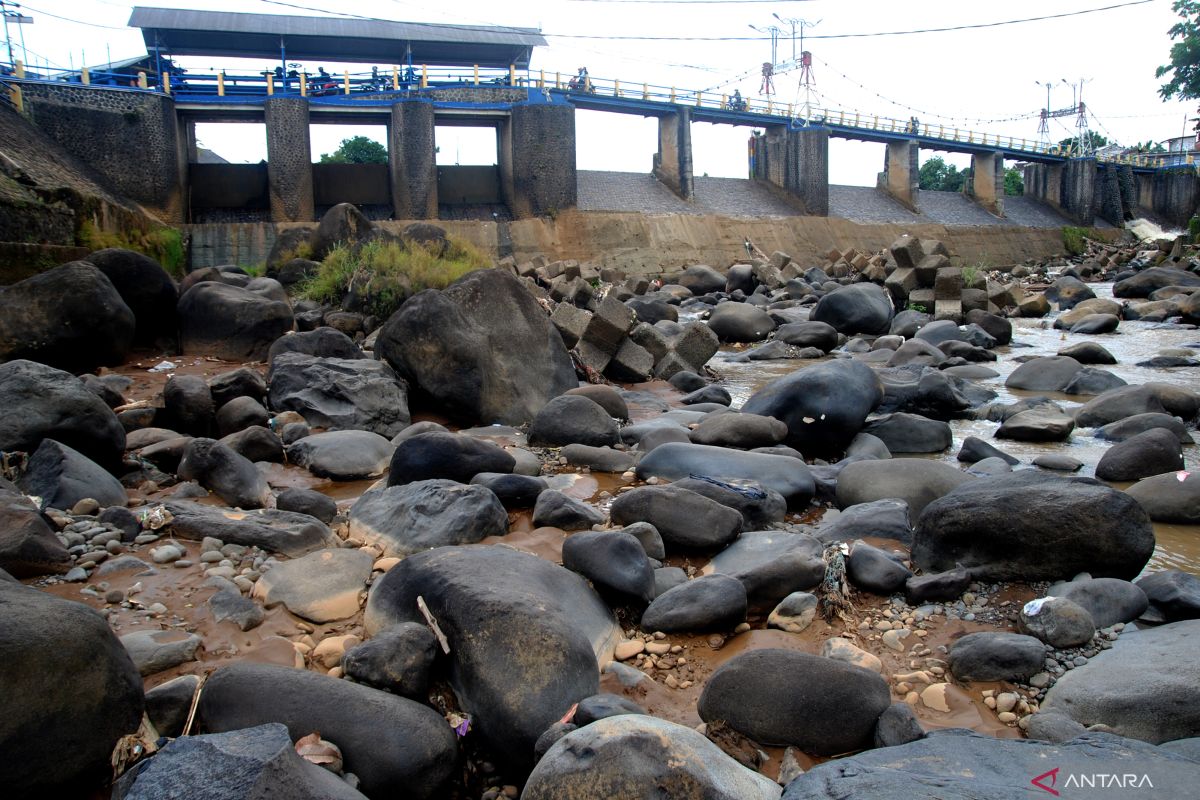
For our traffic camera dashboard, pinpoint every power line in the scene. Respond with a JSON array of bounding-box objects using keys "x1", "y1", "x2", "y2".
[{"x1": 19, "y1": 3, "x2": 130, "y2": 30}]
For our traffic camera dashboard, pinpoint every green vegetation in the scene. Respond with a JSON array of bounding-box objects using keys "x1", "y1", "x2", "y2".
[
  {"x1": 918, "y1": 156, "x2": 967, "y2": 192},
  {"x1": 242, "y1": 263, "x2": 266, "y2": 278},
  {"x1": 301, "y1": 237, "x2": 489, "y2": 319},
  {"x1": 1062, "y1": 226, "x2": 1089, "y2": 256},
  {"x1": 1189, "y1": 215, "x2": 1200, "y2": 243},
  {"x1": 79, "y1": 221, "x2": 185, "y2": 276},
  {"x1": 318, "y1": 136, "x2": 388, "y2": 164},
  {"x1": 961, "y1": 264, "x2": 981, "y2": 287},
  {"x1": 1158, "y1": 1, "x2": 1200, "y2": 100},
  {"x1": 1003, "y1": 166, "x2": 1024, "y2": 196},
  {"x1": 905, "y1": 301, "x2": 929, "y2": 314},
  {"x1": 1057, "y1": 131, "x2": 1108, "y2": 155}
]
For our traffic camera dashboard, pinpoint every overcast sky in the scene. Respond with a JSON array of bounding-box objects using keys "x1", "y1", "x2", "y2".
[{"x1": 11, "y1": 0, "x2": 1196, "y2": 185}]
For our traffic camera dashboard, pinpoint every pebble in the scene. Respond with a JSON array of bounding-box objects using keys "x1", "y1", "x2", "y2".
[
  {"x1": 205, "y1": 566, "x2": 237, "y2": 580},
  {"x1": 733, "y1": 623, "x2": 751, "y2": 634},
  {"x1": 881, "y1": 628, "x2": 910, "y2": 651},
  {"x1": 134, "y1": 533, "x2": 160, "y2": 545},
  {"x1": 150, "y1": 545, "x2": 184, "y2": 564},
  {"x1": 995, "y1": 692, "x2": 1018, "y2": 713},
  {"x1": 71, "y1": 498, "x2": 101, "y2": 516},
  {"x1": 615, "y1": 640, "x2": 645, "y2": 660},
  {"x1": 63, "y1": 567, "x2": 88, "y2": 582},
  {"x1": 645, "y1": 642, "x2": 671, "y2": 655},
  {"x1": 105, "y1": 590, "x2": 125, "y2": 604},
  {"x1": 997, "y1": 711, "x2": 1017, "y2": 724},
  {"x1": 311, "y1": 635, "x2": 360, "y2": 669},
  {"x1": 373, "y1": 557, "x2": 401, "y2": 573},
  {"x1": 919, "y1": 683, "x2": 951, "y2": 712},
  {"x1": 200, "y1": 551, "x2": 225, "y2": 563},
  {"x1": 147, "y1": 603, "x2": 167, "y2": 616}
]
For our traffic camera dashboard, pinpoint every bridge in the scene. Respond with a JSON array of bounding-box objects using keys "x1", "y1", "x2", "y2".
[{"x1": 0, "y1": 7, "x2": 1190, "y2": 227}]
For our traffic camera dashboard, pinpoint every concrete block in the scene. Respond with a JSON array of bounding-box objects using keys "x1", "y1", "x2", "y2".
[
  {"x1": 890, "y1": 236, "x2": 925, "y2": 271},
  {"x1": 538, "y1": 262, "x2": 564, "y2": 282},
  {"x1": 884, "y1": 268, "x2": 917, "y2": 305},
  {"x1": 516, "y1": 261, "x2": 538, "y2": 279},
  {"x1": 623, "y1": 276, "x2": 651, "y2": 296},
  {"x1": 826, "y1": 247, "x2": 843, "y2": 262},
  {"x1": 672, "y1": 321, "x2": 720, "y2": 372},
  {"x1": 934, "y1": 267, "x2": 963, "y2": 300},
  {"x1": 521, "y1": 276, "x2": 549, "y2": 301},
  {"x1": 583, "y1": 296, "x2": 636, "y2": 355},
  {"x1": 558, "y1": 260, "x2": 582, "y2": 280},
  {"x1": 753, "y1": 262, "x2": 784, "y2": 289},
  {"x1": 831, "y1": 261, "x2": 851, "y2": 279},
  {"x1": 851, "y1": 253, "x2": 871, "y2": 271},
  {"x1": 908, "y1": 288, "x2": 935, "y2": 312},
  {"x1": 924, "y1": 239, "x2": 950, "y2": 257},
  {"x1": 915, "y1": 254, "x2": 950, "y2": 287},
  {"x1": 864, "y1": 263, "x2": 888, "y2": 283},
  {"x1": 651, "y1": 351, "x2": 693, "y2": 380},
  {"x1": 770, "y1": 251, "x2": 792, "y2": 270},
  {"x1": 576, "y1": 340, "x2": 611, "y2": 374},
  {"x1": 496, "y1": 255, "x2": 517, "y2": 274},
  {"x1": 988, "y1": 280, "x2": 1017, "y2": 308},
  {"x1": 600, "y1": 267, "x2": 627, "y2": 284},
  {"x1": 630, "y1": 322, "x2": 671, "y2": 362},
  {"x1": 605, "y1": 338, "x2": 654, "y2": 383},
  {"x1": 551, "y1": 302, "x2": 592, "y2": 349},
  {"x1": 780, "y1": 263, "x2": 804, "y2": 282},
  {"x1": 530, "y1": 255, "x2": 549, "y2": 269}
]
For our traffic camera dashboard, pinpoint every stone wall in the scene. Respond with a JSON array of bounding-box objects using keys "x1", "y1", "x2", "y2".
[
  {"x1": 19, "y1": 83, "x2": 185, "y2": 222},
  {"x1": 1061, "y1": 158, "x2": 1096, "y2": 226},
  {"x1": 1143, "y1": 168, "x2": 1200, "y2": 227},
  {"x1": 652, "y1": 108, "x2": 693, "y2": 201},
  {"x1": 506, "y1": 103, "x2": 576, "y2": 218},
  {"x1": 264, "y1": 97, "x2": 314, "y2": 222},
  {"x1": 389, "y1": 100, "x2": 437, "y2": 219}
]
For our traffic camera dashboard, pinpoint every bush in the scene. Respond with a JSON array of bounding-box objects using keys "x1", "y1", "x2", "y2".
[
  {"x1": 1189, "y1": 215, "x2": 1200, "y2": 243},
  {"x1": 300, "y1": 236, "x2": 489, "y2": 319},
  {"x1": 79, "y1": 222, "x2": 185, "y2": 276},
  {"x1": 1062, "y1": 226, "x2": 1088, "y2": 256}
]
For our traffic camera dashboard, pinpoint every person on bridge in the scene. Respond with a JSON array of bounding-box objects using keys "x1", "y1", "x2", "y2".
[
  {"x1": 731, "y1": 89, "x2": 747, "y2": 111},
  {"x1": 570, "y1": 67, "x2": 591, "y2": 92}
]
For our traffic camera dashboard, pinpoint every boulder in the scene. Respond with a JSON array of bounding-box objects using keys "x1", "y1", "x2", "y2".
[
  {"x1": 120, "y1": 629, "x2": 202, "y2": 676},
  {"x1": 1004, "y1": 356, "x2": 1082, "y2": 392},
  {"x1": 309, "y1": 202, "x2": 376, "y2": 260},
  {"x1": 84, "y1": 248, "x2": 179, "y2": 346},
  {"x1": 178, "y1": 438, "x2": 271, "y2": 509},
  {"x1": 638, "y1": 441, "x2": 816, "y2": 503},
  {"x1": 164, "y1": 375, "x2": 215, "y2": 437},
  {"x1": 904, "y1": 567, "x2": 973, "y2": 604},
  {"x1": 1137, "y1": 570, "x2": 1200, "y2": 622},
  {"x1": 528, "y1": 395, "x2": 620, "y2": 447},
  {"x1": 0, "y1": 487, "x2": 71, "y2": 577},
  {"x1": 1017, "y1": 596, "x2": 1096, "y2": 648},
  {"x1": 562, "y1": 530, "x2": 655, "y2": 604},
  {"x1": 275, "y1": 487, "x2": 337, "y2": 524},
  {"x1": 679, "y1": 264, "x2": 728, "y2": 295},
  {"x1": 610, "y1": 485, "x2": 742, "y2": 550},
  {"x1": 811, "y1": 283, "x2": 894, "y2": 336},
  {"x1": 816, "y1": 498, "x2": 913, "y2": 546},
  {"x1": 706, "y1": 302, "x2": 777, "y2": 343},
  {"x1": 742, "y1": 360, "x2": 883, "y2": 459},
  {"x1": 861, "y1": 412, "x2": 952, "y2": 453},
  {"x1": 847, "y1": 541, "x2": 912, "y2": 595},
  {"x1": 469, "y1": 472, "x2": 548, "y2": 508},
  {"x1": 564, "y1": 384, "x2": 629, "y2": 420},
  {"x1": 912, "y1": 472, "x2": 1154, "y2": 581},
  {"x1": 209, "y1": 367, "x2": 269, "y2": 410},
  {"x1": 0, "y1": 581, "x2": 143, "y2": 796},
  {"x1": 994, "y1": 407, "x2": 1075, "y2": 441},
  {"x1": 1069, "y1": 313, "x2": 1120, "y2": 334},
  {"x1": 341, "y1": 622, "x2": 438, "y2": 698},
  {"x1": 220, "y1": 426, "x2": 283, "y2": 464},
  {"x1": 267, "y1": 327, "x2": 364, "y2": 363},
  {"x1": 376, "y1": 269, "x2": 577, "y2": 425},
  {"x1": 1062, "y1": 366, "x2": 1126, "y2": 395},
  {"x1": 1096, "y1": 413, "x2": 1193, "y2": 444},
  {"x1": 698, "y1": 649, "x2": 890, "y2": 755},
  {"x1": 1046, "y1": 275, "x2": 1096, "y2": 310},
  {"x1": 1058, "y1": 340, "x2": 1117, "y2": 364},
  {"x1": 267, "y1": 353, "x2": 410, "y2": 438},
  {"x1": 1113, "y1": 266, "x2": 1200, "y2": 298},
  {"x1": 348, "y1": 480, "x2": 508, "y2": 557},
  {"x1": 775, "y1": 320, "x2": 838, "y2": 352},
  {"x1": 387, "y1": 431, "x2": 514, "y2": 485},
  {"x1": 1126, "y1": 470, "x2": 1200, "y2": 524},
  {"x1": 640, "y1": 574, "x2": 748, "y2": 633},
  {"x1": 836, "y1": 458, "x2": 973, "y2": 516},
  {"x1": 164, "y1": 500, "x2": 339, "y2": 557},
  {"x1": 523, "y1": 715, "x2": 781, "y2": 800},
  {"x1": 114, "y1": 723, "x2": 367, "y2": 800},
  {"x1": 0, "y1": 360, "x2": 126, "y2": 469},
  {"x1": 196, "y1": 663, "x2": 456, "y2": 799},
  {"x1": 18, "y1": 439, "x2": 126, "y2": 511},
  {"x1": 706, "y1": 530, "x2": 825, "y2": 607},
  {"x1": 178, "y1": 282, "x2": 293, "y2": 361},
  {"x1": 364, "y1": 545, "x2": 620, "y2": 771},
  {"x1": 957, "y1": 435, "x2": 1018, "y2": 465},
  {"x1": 253, "y1": 548, "x2": 374, "y2": 622},
  {"x1": 1050, "y1": 576, "x2": 1149, "y2": 628},
  {"x1": 1074, "y1": 385, "x2": 1167, "y2": 428},
  {"x1": 689, "y1": 413, "x2": 788, "y2": 449},
  {"x1": 532, "y1": 490, "x2": 605, "y2": 531},
  {"x1": 0, "y1": 261, "x2": 134, "y2": 373},
  {"x1": 1095, "y1": 428, "x2": 1185, "y2": 482},
  {"x1": 947, "y1": 631, "x2": 1046, "y2": 681},
  {"x1": 561, "y1": 444, "x2": 635, "y2": 473},
  {"x1": 1042, "y1": 620, "x2": 1200, "y2": 744},
  {"x1": 671, "y1": 476, "x2": 786, "y2": 530},
  {"x1": 214, "y1": 395, "x2": 269, "y2": 436},
  {"x1": 286, "y1": 430, "x2": 394, "y2": 480}
]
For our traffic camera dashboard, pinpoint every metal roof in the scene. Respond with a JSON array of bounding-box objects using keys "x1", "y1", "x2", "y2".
[{"x1": 128, "y1": 7, "x2": 546, "y2": 68}]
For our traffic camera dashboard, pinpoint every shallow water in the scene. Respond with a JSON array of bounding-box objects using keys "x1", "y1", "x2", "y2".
[{"x1": 706, "y1": 283, "x2": 1200, "y2": 576}]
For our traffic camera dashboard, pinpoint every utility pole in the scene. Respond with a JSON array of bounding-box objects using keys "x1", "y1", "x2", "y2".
[
  {"x1": 748, "y1": 23, "x2": 780, "y2": 96},
  {"x1": 0, "y1": 1, "x2": 32, "y2": 67}
]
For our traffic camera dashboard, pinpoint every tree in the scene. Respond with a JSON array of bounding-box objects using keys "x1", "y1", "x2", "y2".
[
  {"x1": 1004, "y1": 166, "x2": 1024, "y2": 196},
  {"x1": 1057, "y1": 130, "x2": 1108, "y2": 154},
  {"x1": 918, "y1": 156, "x2": 966, "y2": 192},
  {"x1": 1133, "y1": 139, "x2": 1168, "y2": 153},
  {"x1": 318, "y1": 136, "x2": 388, "y2": 164},
  {"x1": 1158, "y1": 1, "x2": 1200, "y2": 100}
]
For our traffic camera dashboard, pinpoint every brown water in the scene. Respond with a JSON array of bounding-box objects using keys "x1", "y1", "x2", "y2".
[{"x1": 703, "y1": 283, "x2": 1200, "y2": 577}]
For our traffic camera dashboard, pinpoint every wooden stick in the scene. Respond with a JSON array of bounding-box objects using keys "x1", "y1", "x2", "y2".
[{"x1": 418, "y1": 595, "x2": 451, "y2": 655}]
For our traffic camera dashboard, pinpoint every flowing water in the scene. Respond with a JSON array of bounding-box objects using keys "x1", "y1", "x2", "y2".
[{"x1": 705, "y1": 282, "x2": 1200, "y2": 576}]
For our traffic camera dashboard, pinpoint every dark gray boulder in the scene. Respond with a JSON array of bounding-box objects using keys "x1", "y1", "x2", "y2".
[
  {"x1": 641, "y1": 574, "x2": 748, "y2": 633},
  {"x1": 610, "y1": 485, "x2": 742, "y2": 550},
  {"x1": 0, "y1": 581, "x2": 143, "y2": 796},
  {"x1": 1058, "y1": 340, "x2": 1116, "y2": 364},
  {"x1": 267, "y1": 352, "x2": 410, "y2": 438},
  {"x1": 208, "y1": 366, "x2": 269, "y2": 409},
  {"x1": 1095, "y1": 428, "x2": 1185, "y2": 482},
  {"x1": 707, "y1": 530, "x2": 825, "y2": 608},
  {"x1": 905, "y1": 567, "x2": 972, "y2": 604},
  {"x1": 0, "y1": 261, "x2": 135, "y2": 373},
  {"x1": 1062, "y1": 366, "x2": 1126, "y2": 395},
  {"x1": 947, "y1": 632, "x2": 1046, "y2": 681},
  {"x1": 164, "y1": 374, "x2": 214, "y2": 437},
  {"x1": 1097, "y1": 413, "x2": 1193, "y2": 444},
  {"x1": 1069, "y1": 313, "x2": 1120, "y2": 335},
  {"x1": 816, "y1": 498, "x2": 912, "y2": 546},
  {"x1": 387, "y1": 431, "x2": 514, "y2": 486},
  {"x1": 689, "y1": 412, "x2": 788, "y2": 449},
  {"x1": 1125, "y1": 470, "x2": 1200, "y2": 524},
  {"x1": 847, "y1": 541, "x2": 912, "y2": 595},
  {"x1": 364, "y1": 545, "x2": 620, "y2": 772},
  {"x1": 1050, "y1": 576, "x2": 1149, "y2": 628},
  {"x1": 275, "y1": 487, "x2": 337, "y2": 524},
  {"x1": 0, "y1": 360, "x2": 126, "y2": 469},
  {"x1": 84, "y1": 248, "x2": 179, "y2": 347},
  {"x1": 0, "y1": 487, "x2": 71, "y2": 577},
  {"x1": 524, "y1": 715, "x2": 781, "y2": 800},
  {"x1": 532, "y1": 490, "x2": 605, "y2": 531},
  {"x1": 1004, "y1": 356, "x2": 1082, "y2": 392},
  {"x1": 341, "y1": 622, "x2": 438, "y2": 699},
  {"x1": 1113, "y1": 266, "x2": 1200, "y2": 297},
  {"x1": 697, "y1": 649, "x2": 890, "y2": 754},
  {"x1": 1074, "y1": 385, "x2": 1167, "y2": 428},
  {"x1": 811, "y1": 283, "x2": 894, "y2": 336},
  {"x1": 994, "y1": 406, "x2": 1075, "y2": 441},
  {"x1": 196, "y1": 663, "x2": 456, "y2": 799},
  {"x1": 912, "y1": 471, "x2": 1154, "y2": 581},
  {"x1": 220, "y1": 426, "x2": 283, "y2": 464},
  {"x1": 1137, "y1": 570, "x2": 1200, "y2": 622},
  {"x1": 636, "y1": 442, "x2": 814, "y2": 506},
  {"x1": 564, "y1": 384, "x2": 629, "y2": 420},
  {"x1": 18, "y1": 439, "x2": 126, "y2": 511},
  {"x1": 679, "y1": 264, "x2": 728, "y2": 295},
  {"x1": 1017, "y1": 595, "x2": 1096, "y2": 648},
  {"x1": 164, "y1": 500, "x2": 338, "y2": 557},
  {"x1": 671, "y1": 477, "x2": 786, "y2": 530},
  {"x1": 267, "y1": 327, "x2": 364, "y2": 363},
  {"x1": 376, "y1": 269, "x2": 576, "y2": 426},
  {"x1": 528, "y1": 395, "x2": 620, "y2": 448},
  {"x1": 178, "y1": 438, "x2": 271, "y2": 509},
  {"x1": 836, "y1": 458, "x2": 973, "y2": 516},
  {"x1": 573, "y1": 693, "x2": 646, "y2": 726},
  {"x1": 775, "y1": 320, "x2": 838, "y2": 351},
  {"x1": 214, "y1": 395, "x2": 269, "y2": 437},
  {"x1": 874, "y1": 701, "x2": 925, "y2": 748},
  {"x1": 861, "y1": 412, "x2": 952, "y2": 453},
  {"x1": 348, "y1": 480, "x2": 507, "y2": 557},
  {"x1": 562, "y1": 530, "x2": 655, "y2": 604},
  {"x1": 706, "y1": 302, "x2": 777, "y2": 342},
  {"x1": 178, "y1": 282, "x2": 293, "y2": 361},
  {"x1": 286, "y1": 430, "x2": 394, "y2": 480},
  {"x1": 742, "y1": 360, "x2": 883, "y2": 459},
  {"x1": 956, "y1": 435, "x2": 1018, "y2": 465}
]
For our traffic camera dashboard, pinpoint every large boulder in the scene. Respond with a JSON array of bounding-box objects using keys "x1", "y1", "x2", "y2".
[
  {"x1": 178, "y1": 282, "x2": 293, "y2": 361},
  {"x1": 310, "y1": 202, "x2": 376, "y2": 260},
  {"x1": 528, "y1": 394, "x2": 620, "y2": 447},
  {"x1": 253, "y1": 548, "x2": 374, "y2": 623},
  {"x1": 348, "y1": 480, "x2": 508, "y2": 556},
  {"x1": 689, "y1": 413, "x2": 788, "y2": 449},
  {"x1": 1113, "y1": 266, "x2": 1200, "y2": 298},
  {"x1": 164, "y1": 500, "x2": 339, "y2": 557},
  {"x1": 1051, "y1": 576, "x2": 1148, "y2": 628},
  {"x1": 178, "y1": 438, "x2": 271, "y2": 509},
  {"x1": 196, "y1": 663, "x2": 455, "y2": 799},
  {"x1": 0, "y1": 261, "x2": 134, "y2": 373},
  {"x1": 376, "y1": 269, "x2": 576, "y2": 425},
  {"x1": 523, "y1": 715, "x2": 782, "y2": 800},
  {"x1": 861, "y1": 412, "x2": 952, "y2": 453},
  {"x1": 1125, "y1": 470, "x2": 1200, "y2": 523},
  {"x1": 947, "y1": 632, "x2": 1046, "y2": 681},
  {"x1": 267, "y1": 353, "x2": 410, "y2": 438},
  {"x1": 84, "y1": 248, "x2": 179, "y2": 346},
  {"x1": 678, "y1": 264, "x2": 728, "y2": 295},
  {"x1": 780, "y1": 729, "x2": 1196, "y2": 799},
  {"x1": 0, "y1": 360, "x2": 126, "y2": 469},
  {"x1": 610, "y1": 484, "x2": 743, "y2": 550},
  {"x1": 1095, "y1": 428, "x2": 1185, "y2": 482},
  {"x1": 810, "y1": 283, "x2": 894, "y2": 336},
  {"x1": 912, "y1": 471, "x2": 1154, "y2": 581},
  {"x1": 267, "y1": 327, "x2": 364, "y2": 363},
  {"x1": 0, "y1": 581, "x2": 143, "y2": 796},
  {"x1": 364, "y1": 546, "x2": 620, "y2": 772},
  {"x1": 635, "y1": 442, "x2": 814, "y2": 506},
  {"x1": 1074, "y1": 385, "x2": 1167, "y2": 428},
  {"x1": 387, "y1": 431, "x2": 515, "y2": 485},
  {"x1": 836, "y1": 458, "x2": 973, "y2": 516},
  {"x1": 1004, "y1": 356, "x2": 1082, "y2": 392},
  {"x1": 1137, "y1": 570, "x2": 1200, "y2": 622},
  {"x1": 114, "y1": 723, "x2": 367, "y2": 800},
  {"x1": 561, "y1": 530, "x2": 655, "y2": 604},
  {"x1": 706, "y1": 530, "x2": 825, "y2": 608},
  {"x1": 1042, "y1": 620, "x2": 1200, "y2": 744},
  {"x1": 706, "y1": 302, "x2": 777, "y2": 343},
  {"x1": 742, "y1": 360, "x2": 883, "y2": 459},
  {"x1": 18, "y1": 439, "x2": 126, "y2": 511},
  {"x1": 640, "y1": 573, "x2": 748, "y2": 632},
  {"x1": 698, "y1": 649, "x2": 890, "y2": 755},
  {"x1": 0, "y1": 487, "x2": 71, "y2": 577},
  {"x1": 286, "y1": 430, "x2": 394, "y2": 480}
]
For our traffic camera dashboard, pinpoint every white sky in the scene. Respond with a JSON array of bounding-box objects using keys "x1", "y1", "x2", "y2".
[{"x1": 11, "y1": 0, "x2": 1196, "y2": 184}]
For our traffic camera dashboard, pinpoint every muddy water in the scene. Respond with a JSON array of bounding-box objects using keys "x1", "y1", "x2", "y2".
[{"x1": 706, "y1": 283, "x2": 1200, "y2": 575}]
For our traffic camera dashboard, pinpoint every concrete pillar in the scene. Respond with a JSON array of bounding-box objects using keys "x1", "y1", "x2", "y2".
[
  {"x1": 505, "y1": 103, "x2": 577, "y2": 219},
  {"x1": 1062, "y1": 157, "x2": 1096, "y2": 227},
  {"x1": 764, "y1": 125, "x2": 788, "y2": 187},
  {"x1": 389, "y1": 100, "x2": 437, "y2": 220},
  {"x1": 970, "y1": 151, "x2": 1004, "y2": 216},
  {"x1": 784, "y1": 126, "x2": 829, "y2": 216},
  {"x1": 880, "y1": 139, "x2": 919, "y2": 211},
  {"x1": 264, "y1": 96, "x2": 314, "y2": 223},
  {"x1": 184, "y1": 120, "x2": 199, "y2": 164},
  {"x1": 652, "y1": 107, "x2": 693, "y2": 201},
  {"x1": 1095, "y1": 164, "x2": 1124, "y2": 226}
]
